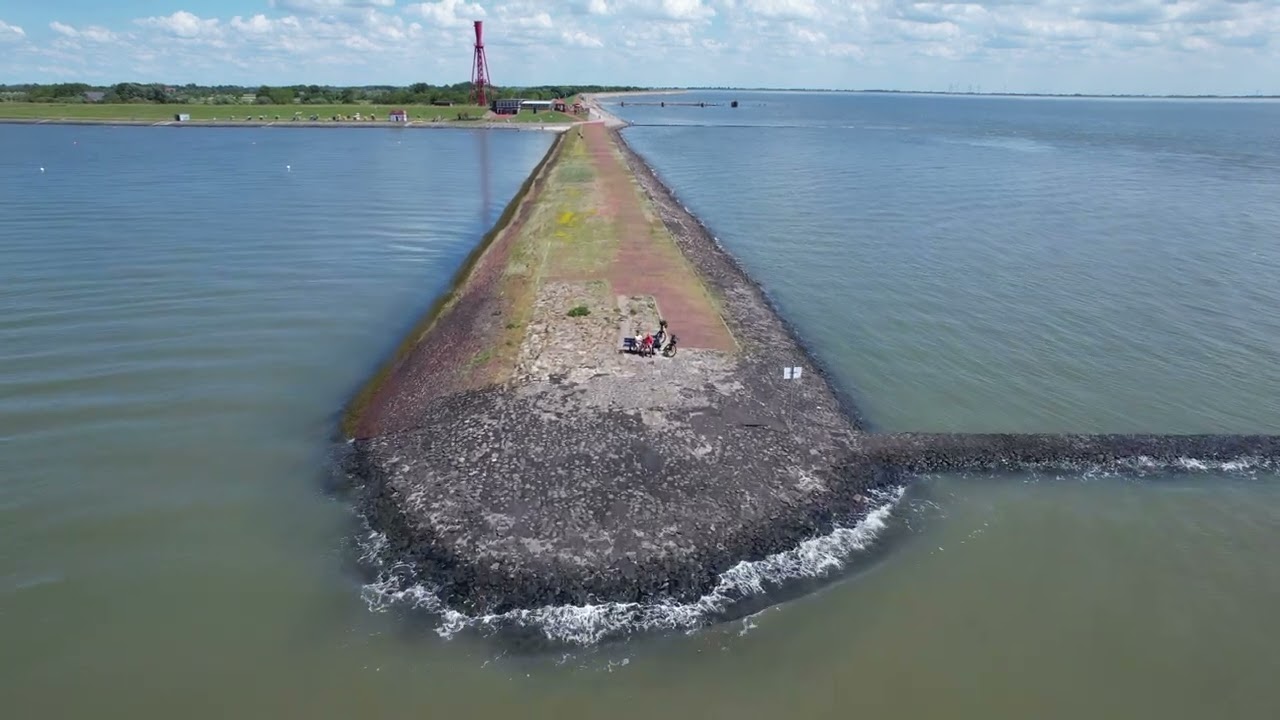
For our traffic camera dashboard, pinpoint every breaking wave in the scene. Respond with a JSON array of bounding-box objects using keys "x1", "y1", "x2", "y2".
[
  {"x1": 359, "y1": 487, "x2": 905, "y2": 646},
  {"x1": 1045, "y1": 455, "x2": 1273, "y2": 478},
  {"x1": 354, "y1": 454, "x2": 1273, "y2": 646},
  {"x1": 909, "y1": 456, "x2": 1274, "y2": 485},
  {"x1": 940, "y1": 135, "x2": 1056, "y2": 153}
]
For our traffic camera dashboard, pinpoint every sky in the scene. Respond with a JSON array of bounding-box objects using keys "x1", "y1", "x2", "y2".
[{"x1": 1, "y1": 1, "x2": 1278, "y2": 95}]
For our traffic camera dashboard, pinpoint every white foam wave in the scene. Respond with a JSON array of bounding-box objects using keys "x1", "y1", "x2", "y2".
[
  {"x1": 1080, "y1": 455, "x2": 1271, "y2": 476},
  {"x1": 925, "y1": 455, "x2": 1273, "y2": 482},
  {"x1": 944, "y1": 136, "x2": 1055, "y2": 153},
  {"x1": 359, "y1": 487, "x2": 905, "y2": 645}
]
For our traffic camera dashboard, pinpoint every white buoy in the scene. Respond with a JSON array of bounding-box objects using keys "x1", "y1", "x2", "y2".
[
  {"x1": 286, "y1": 165, "x2": 291, "y2": 171},
  {"x1": 39, "y1": 167, "x2": 45, "y2": 173}
]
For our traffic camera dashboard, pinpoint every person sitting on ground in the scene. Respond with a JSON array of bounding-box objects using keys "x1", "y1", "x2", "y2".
[{"x1": 641, "y1": 334, "x2": 654, "y2": 356}]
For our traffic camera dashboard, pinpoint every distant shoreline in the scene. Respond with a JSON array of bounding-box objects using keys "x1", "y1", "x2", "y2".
[
  {"x1": 0, "y1": 117, "x2": 576, "y2": 131},
  {"x1": 684, "y1": 88, "x2": 1280, "y2": 100},
  {"x1": 590, "y1": 89, "x2": 687, "y2": 99}
]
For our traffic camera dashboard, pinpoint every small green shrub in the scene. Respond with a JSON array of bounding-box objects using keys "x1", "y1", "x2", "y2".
[{"x1": 567, "y1": 305, "x2": 590, "y2": 318}]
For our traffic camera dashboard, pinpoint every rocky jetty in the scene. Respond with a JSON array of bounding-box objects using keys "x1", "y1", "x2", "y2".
[{"x1": 345, "y1": 121, "x2": 1280, "y2": 621}]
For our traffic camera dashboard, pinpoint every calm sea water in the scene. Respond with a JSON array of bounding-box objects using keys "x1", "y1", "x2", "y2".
[
  {"x1": 3, "y1": 92, "x2": 1280, "y2": 717},
  {"x1": 621, "y1": 92, "x2": 1280, "y2": 433}
]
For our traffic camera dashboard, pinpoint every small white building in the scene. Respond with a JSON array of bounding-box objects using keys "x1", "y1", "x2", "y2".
[{"x1": 520, "y1": 100, "x2": 553, "y2": 113}]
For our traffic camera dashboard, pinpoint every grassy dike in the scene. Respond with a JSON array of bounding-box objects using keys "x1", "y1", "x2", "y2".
[
  {"x1": 0, "y1": 102, "x2": 578, "y2": 125},
  {"x1": 340, "y1": 130, "x2": 569, "y2": 437}
]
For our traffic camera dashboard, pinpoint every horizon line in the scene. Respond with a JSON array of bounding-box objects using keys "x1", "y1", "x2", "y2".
[{"x1": 3, "y1": 82, "x2": 1277, "y2": 100}]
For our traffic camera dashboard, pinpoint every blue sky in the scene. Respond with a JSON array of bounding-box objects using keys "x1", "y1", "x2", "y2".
[{"x1": 1, "y1": 1, "x2": 1278, "y2": 94}]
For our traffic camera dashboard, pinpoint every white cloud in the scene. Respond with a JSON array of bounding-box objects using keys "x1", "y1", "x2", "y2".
[
  {"x1": 50, "y1": 21, "x2": 78, "y2": 37},
  {"x1": 658, "y1": 0, "x2": 715, "y2": 21},
  {"x1": 270, "y1": 0, "x2": 398, "y2": 12},
  {"x1": 566, "y1": 0, "x2": 609, "y2": 14},
  {"x1": 82, "y1": 26, "x2": 117, "y2": 42},
  {"x1": 742, "y1": 0, "x2": 820, "y2": 21},
  {"x1": 602, "y1": 0, "x2": 715, "y2": 21},
  {"x1": 230, "y1": 15, "x2": 276, "y2": 35},
  {"x1": 827, "y1": 41, "x2": 863, "y2": 59},
  {"x1": 49, "y1": 22, "x2": 118, "y2": 43},
  {"x1": 135, "y1": 11, "x2": 221, "y2": 39},
  {"x1": 0, "y1": 18, "x2": 25, "y2": 42},
  {"x1": 563, "y1": 28, "x2": 605, "y2": 46},
  {"x1": 406, "y1": 0, "x2": 486, "y2": 27},
  {"x1": 510, "y1": 11, "x2": 554, "y2": 28},
  {"x1": 365, "y1": 12, "x2": 423, "y2": 41}
]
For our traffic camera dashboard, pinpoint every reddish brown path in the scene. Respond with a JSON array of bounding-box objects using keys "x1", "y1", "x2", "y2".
[{"x1": 582, "y1": 122, "x2": 735, "y2": 352}]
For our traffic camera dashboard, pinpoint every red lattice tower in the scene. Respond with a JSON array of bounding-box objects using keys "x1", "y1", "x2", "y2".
[{"x1": 470, "y1": 20, "x2": 491, "y2": 107}]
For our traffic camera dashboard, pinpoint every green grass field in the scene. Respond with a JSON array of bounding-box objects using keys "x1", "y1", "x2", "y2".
[
  {"x1": 492, "y1": 110, "x2": 579, "y2": 124},
  {"x1": 0, "y1": 102, "x2": 580, "y2": 124}
]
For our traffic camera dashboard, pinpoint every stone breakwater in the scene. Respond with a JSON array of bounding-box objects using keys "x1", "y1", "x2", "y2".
[
  {"x1": 347, "y1": 124, "x2": 872, "y2": 615},
  {"x1": 864, "y1": 433, "x2": 1280, "y2": 473},
  {"x1": 344, "y1": 124, "x2": 1280, "y2": 625}
]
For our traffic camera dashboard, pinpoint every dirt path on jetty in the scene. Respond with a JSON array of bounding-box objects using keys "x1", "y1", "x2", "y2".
[{"x1": 583, "y1": 122, "x2": 734, "y2": 352}]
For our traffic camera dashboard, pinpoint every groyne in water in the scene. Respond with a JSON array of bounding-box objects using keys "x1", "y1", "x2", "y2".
[
  {"x1": 343, "y1": 120, "x2": 1280, "y2": 643},
  {"x1": 865, "y1": 433, "x2": 1280, "y2": 474}
]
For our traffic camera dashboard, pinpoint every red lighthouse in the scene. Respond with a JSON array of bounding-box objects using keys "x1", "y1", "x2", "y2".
[{"x1": 470, "y1": 20, "x2": 491, "y2": 108}]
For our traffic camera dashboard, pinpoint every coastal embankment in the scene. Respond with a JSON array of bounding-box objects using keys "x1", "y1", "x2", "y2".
[
  {"x1": 343, "y1": 116, "x2": 1280, "y2": 637},
  {"x1": 345, "y1": 121, "x2": 874, "y2": 616},
  {"x1": 0, "y1": 93, "x2": 640, "y2": 130},
  {"x1": 0, "y1": 117, "x2": 573, "y2": 131},
  {"x1": 579, "y1": 93, "x2": 632, "y2": 128}
]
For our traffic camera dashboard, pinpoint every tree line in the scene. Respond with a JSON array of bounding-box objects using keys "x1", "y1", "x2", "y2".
[{"x1": 0, "y1": 82, "x2": 645, "y2": 105}]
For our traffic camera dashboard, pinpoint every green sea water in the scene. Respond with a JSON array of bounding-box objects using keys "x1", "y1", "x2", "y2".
[{"x1": 4, "y1": 93, "x2": 1280, "y2": 717}]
